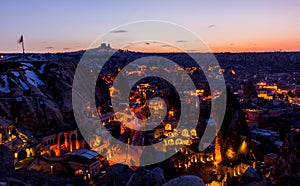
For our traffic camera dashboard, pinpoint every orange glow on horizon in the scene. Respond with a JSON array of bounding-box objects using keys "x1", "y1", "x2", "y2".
[
  {"x1": 108, "y1": 41, "x2": 300, "y2": 53},
  {"x1": 209, "y1": 39, "x2": 300, "y2": 53},
  {"x1": 4, "y1": 40, "x2": 299, "y2": 54}
]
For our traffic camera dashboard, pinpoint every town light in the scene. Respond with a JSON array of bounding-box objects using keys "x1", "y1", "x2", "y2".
[{"x1": 50, "y1": 165, "x2": 53, "y2": 173}]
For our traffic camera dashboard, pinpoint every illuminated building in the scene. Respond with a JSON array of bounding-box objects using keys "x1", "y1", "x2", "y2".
[
  {"x1": 244, "y1": 109, "x2": 263, "y2": 121},
  {"x1": 257, "y1": 82, "x2": 278, "y2": 91},
  {"x1": 0, "y1": 119, "x2": 34, "y2": 160},
  {"x1": 40, "y1": 129, "x2": 82, "y2": 156},
  {"x1": 66, "y1": 149, "x2": 101, "y2": 177},
  {"x1": 215, "y1": 133, "x2": 222, "y2": 164}
]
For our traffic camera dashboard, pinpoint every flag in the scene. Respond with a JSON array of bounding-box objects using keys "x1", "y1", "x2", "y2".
[{"x1": 18, "y1": 35, "x2": 23, "y2": 43}]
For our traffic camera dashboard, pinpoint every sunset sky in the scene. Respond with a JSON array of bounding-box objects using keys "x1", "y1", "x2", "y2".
[{"x1": 1, "y1": 0, "x2": 299, "y2": 53}]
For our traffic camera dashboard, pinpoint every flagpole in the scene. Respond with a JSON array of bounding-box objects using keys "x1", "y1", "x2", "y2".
[
  {"x1": 19, "y1": 35, "x2": 25, "y2": 59},
  {"x1": 22, "y1": 39, "x2": 25, "y2": 54},
  {"x1": 18, "y1": 35, "x2": 25, "y2": 57},
  {"x1": 18, "y1": 35, "x2": 25, "y2": 59}
]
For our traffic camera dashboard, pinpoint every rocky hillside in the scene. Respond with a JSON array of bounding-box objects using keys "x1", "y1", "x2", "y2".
[{"x1": 0, "y1": 60, "x2": 77, "y2": 132}]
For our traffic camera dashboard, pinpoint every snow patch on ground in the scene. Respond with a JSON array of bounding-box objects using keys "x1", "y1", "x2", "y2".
[
  {"x1": 25, "y1": 70, "x2": 44, "y2": 87},
  {"x1": 11, "y1": 71, "x2": 20, "y2": 77},
  {"x1": 19, "y1": 79, "x2": 30, "y2": 90},
  {"x1": 38, "y1": 63, "x2": 46, "y2": 74},
  {"x1": 0, "y1": 75, "x2": 10, "y2": 93},
  {"x1": 9, "y1": 78, "x2": 22, "y2": 89},
  {"x1": 21, "y1": 63, "x2": 34, "y2": 67},
  {"x1": 19, "y1": 66, "x2": 28, "y2": 70}
]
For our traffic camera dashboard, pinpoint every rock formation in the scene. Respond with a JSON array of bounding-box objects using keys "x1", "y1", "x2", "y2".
[
  {"x1": 162, "y1": 175, "x2": 205, "y2": 186},
  {"x1": 126, "y1": 167, "x2": 166, "y2": 186},
  {"x1": 271, "y1": 139, "x2": 300, "y2": 185},
  {"x1": 238, "y1": 167, "x2": 272, "y2": 186},
  {"x1": 0, "y1": 61, "x2": 77, "y2": 131},
  {"x1": 0, "y1": 145, "x2": 14, "y2": 177}
]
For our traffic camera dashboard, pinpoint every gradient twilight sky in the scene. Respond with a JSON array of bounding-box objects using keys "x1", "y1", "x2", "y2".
[{"x1": 1, "y1": 0, "x2": 299, "y2": 53}]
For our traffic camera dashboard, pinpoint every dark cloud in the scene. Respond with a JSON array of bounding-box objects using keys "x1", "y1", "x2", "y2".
[
  {"x1": 145, "y1": 42, "x2": 150, "y2": 45},
  {"x1": 45, "y1": 46, "x2": 54, "y2": 49},
  {"x1": 110, "y1": 30, "x2": 127, "y2": 33},
  {"x1": 176, "y1": 40, "x2": 187, "y2": 43},
  {"x1": 208, "y1": 24, "x2": 216, "y2": 28},
  {"x1": 161, "y1": 44, "x2": 171, "y2": 47},
  {"x1": 63, "y1": 48, "x2": 70, "y2": 50}
]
